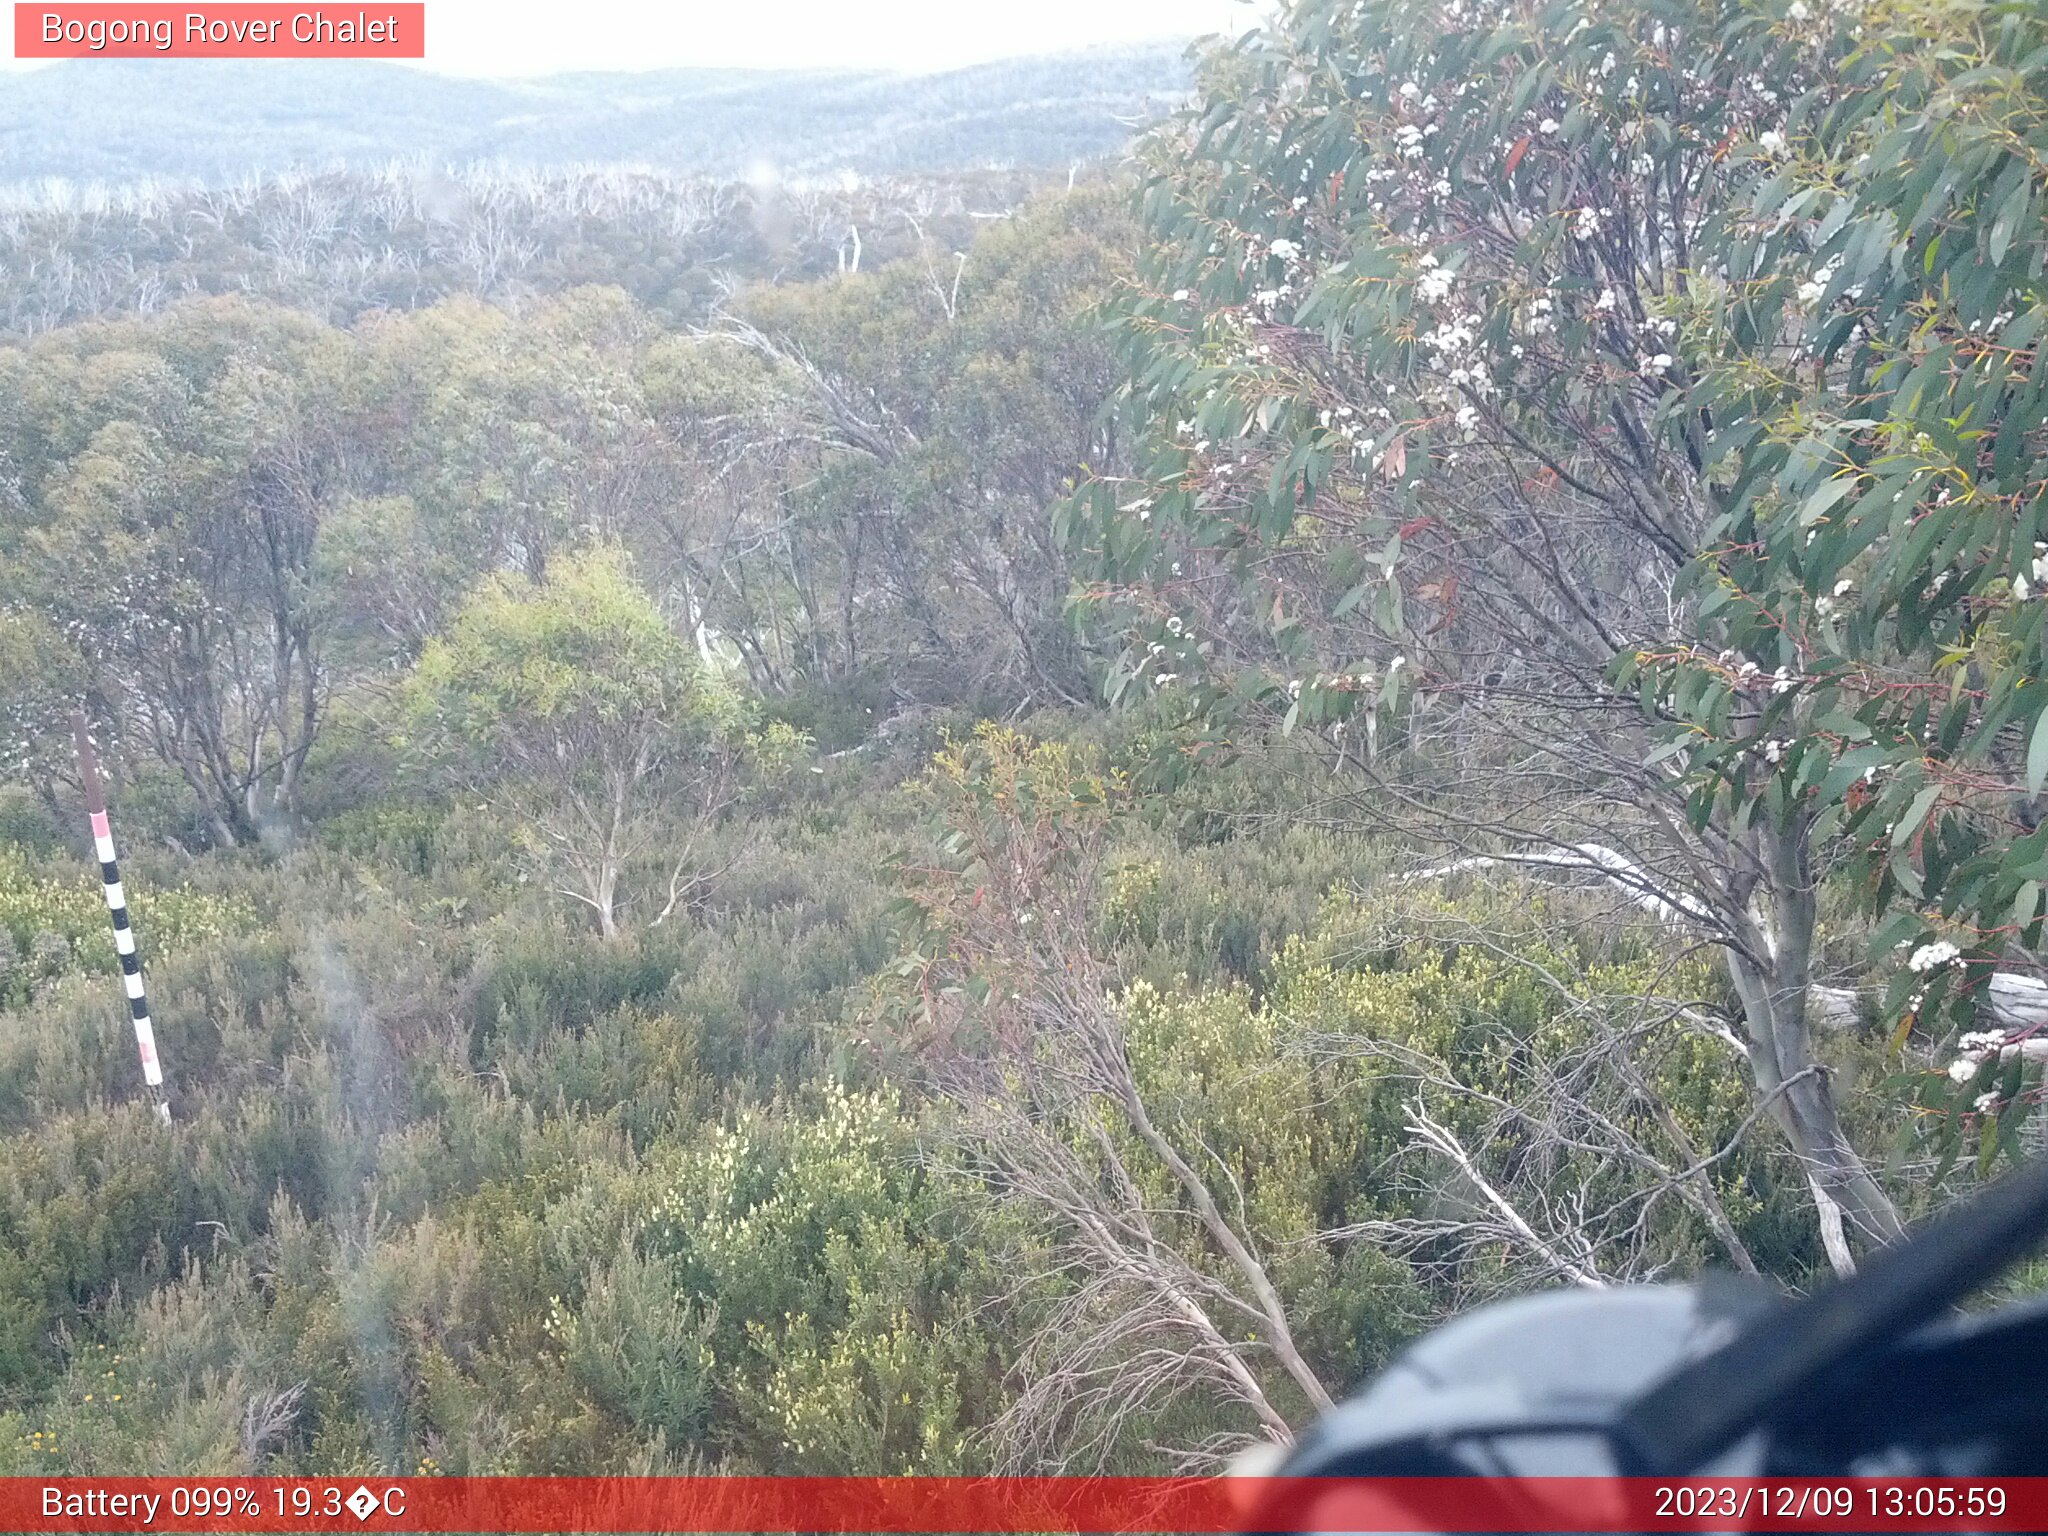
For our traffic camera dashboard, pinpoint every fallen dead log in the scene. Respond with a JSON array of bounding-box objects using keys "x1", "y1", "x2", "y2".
[{"x1": 1810, "y1": 974, "x2": 2048, "y2": 1035}]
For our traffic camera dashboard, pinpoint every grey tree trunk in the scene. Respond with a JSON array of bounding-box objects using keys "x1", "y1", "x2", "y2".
[{"x1": 1726, "y1": 818, "x2": 1903, "y2": 1275}]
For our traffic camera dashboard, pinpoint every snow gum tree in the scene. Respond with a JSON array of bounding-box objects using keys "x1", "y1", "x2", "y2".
[
  {"x1": 403, "y1": 544, "x2": 770, "y2": 940},
  {"x1": 1064, "y1": 0, "x2": 2048, "y2": 1265}
]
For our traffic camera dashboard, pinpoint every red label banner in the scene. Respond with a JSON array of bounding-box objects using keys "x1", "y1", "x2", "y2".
[
  {"x1": 1, "y1": 1476, "x2": 2043, "y2": 1533},
  {"x1": 14, "y1": 4, "x2": 424, "y2": 58}
]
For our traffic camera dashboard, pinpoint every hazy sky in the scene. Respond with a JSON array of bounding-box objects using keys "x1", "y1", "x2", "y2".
[{"x1": 4, "y1": 0, "x2": 1265, "y2": 75}]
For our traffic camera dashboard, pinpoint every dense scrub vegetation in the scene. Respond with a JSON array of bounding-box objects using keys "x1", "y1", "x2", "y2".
[{"x1": 3, "y1": 0, "x2": 2047, "y2": 1479}]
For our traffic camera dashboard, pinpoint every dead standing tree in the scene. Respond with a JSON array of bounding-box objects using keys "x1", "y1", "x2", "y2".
[{"x1": 886, "y1": 729, "x2": 1335, "y2": 1469}]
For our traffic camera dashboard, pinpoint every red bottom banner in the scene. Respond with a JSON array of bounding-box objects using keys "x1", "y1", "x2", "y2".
[{"x1": 4, "y1": 1476, "x2": 2042, "y2": 1533}]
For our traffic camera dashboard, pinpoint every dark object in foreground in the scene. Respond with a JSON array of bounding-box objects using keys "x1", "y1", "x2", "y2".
[{"x1": 1262, "y1": 1155, "x2": 2048, "y2": 1512}]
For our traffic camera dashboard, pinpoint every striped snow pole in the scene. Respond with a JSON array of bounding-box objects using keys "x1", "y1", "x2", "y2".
[{"x1": 71, "y1": 711, "x2": 171, "y2": 1122}]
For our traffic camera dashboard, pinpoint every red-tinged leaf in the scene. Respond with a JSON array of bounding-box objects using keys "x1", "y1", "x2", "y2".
[{"x1": 1504, "y1": 134, "x2": 1532, "y2": 179}]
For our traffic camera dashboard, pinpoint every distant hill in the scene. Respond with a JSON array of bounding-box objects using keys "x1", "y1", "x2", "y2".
[{"x1": 0, "y1": 47, "x2": 1194, "y2": 185}]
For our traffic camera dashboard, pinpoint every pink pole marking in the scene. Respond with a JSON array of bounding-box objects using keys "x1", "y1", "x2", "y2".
[{"x1": 90, "y1": 811, "x2": 111, "y2": 839}]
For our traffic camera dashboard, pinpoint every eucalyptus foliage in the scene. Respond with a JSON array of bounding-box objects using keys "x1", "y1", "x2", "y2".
[{"x1": 1065, "y1": 0, "x2": 2048, "y2": 1173}]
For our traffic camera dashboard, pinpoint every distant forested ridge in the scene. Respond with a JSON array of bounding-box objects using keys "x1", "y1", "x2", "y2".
[
  {"x1": 0, "y1": 47, "x2": 1192, "y2": 185},
  {"x1": 0, "y1": 46, "x2": 1191, "y2": 338}
]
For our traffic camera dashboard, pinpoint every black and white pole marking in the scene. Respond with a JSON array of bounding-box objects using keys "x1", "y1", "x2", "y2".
[{"x1": 71, "y1": 712, "x2": 171, "y2": 1122}]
